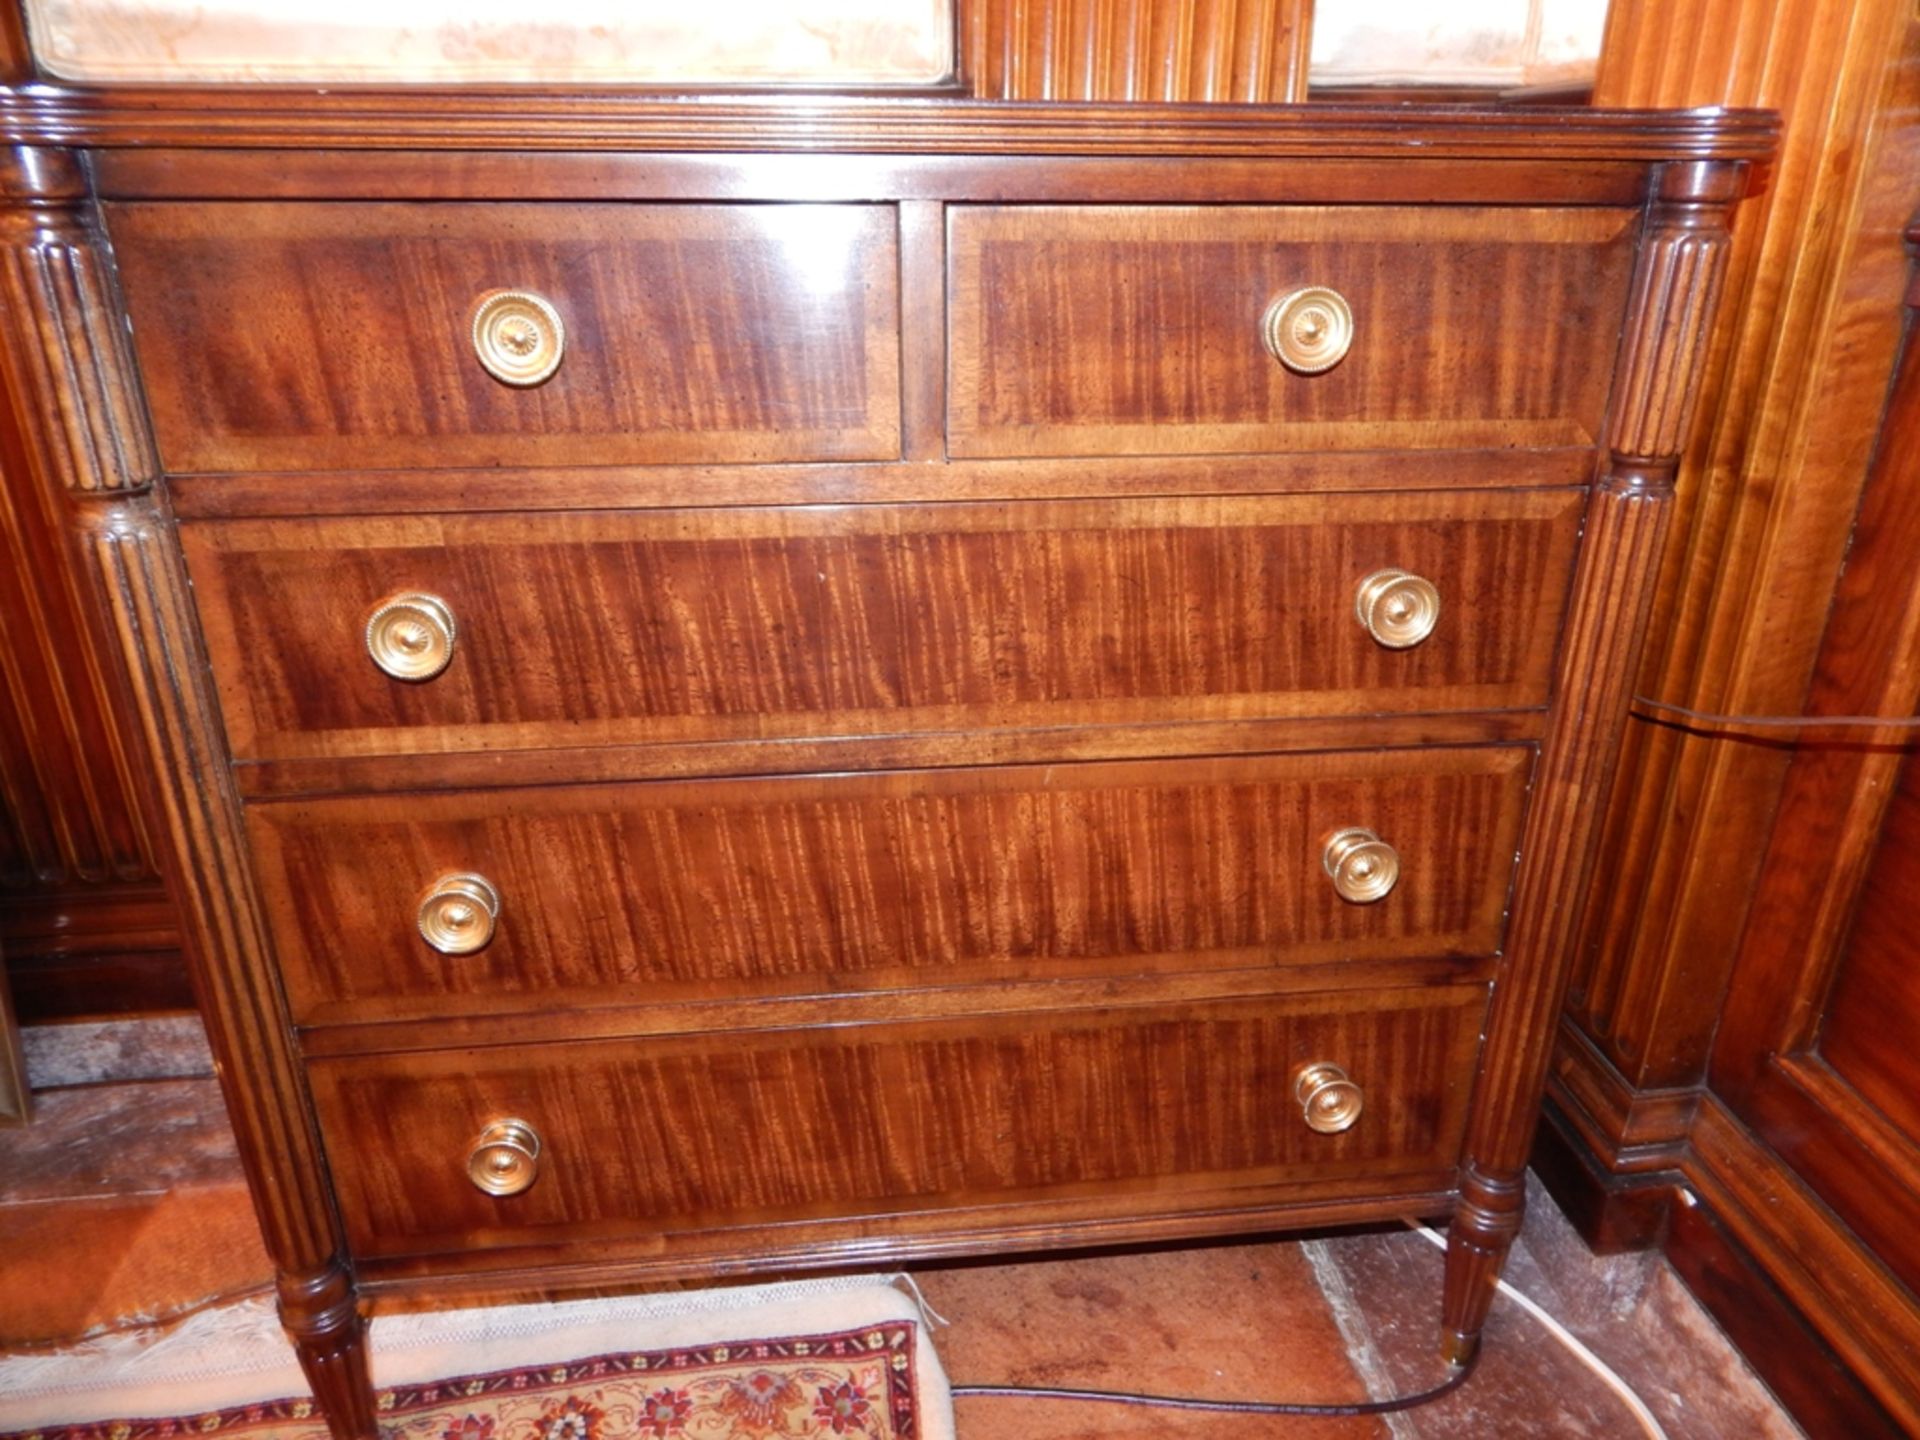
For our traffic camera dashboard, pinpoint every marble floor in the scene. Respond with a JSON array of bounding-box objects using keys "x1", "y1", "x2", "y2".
[{"x1": 0, "y1": 1019, "x2": 1802, "y2": 1438}]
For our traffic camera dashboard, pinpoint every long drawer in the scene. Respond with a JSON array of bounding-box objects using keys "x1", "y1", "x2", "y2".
[
  {"x1": 253, "y1": 747, "x2": 1531, "y2": 1025},
  {"x1": 948, "y1": 205, "x2": 1637, "y2": 458},
  {"x1": 185, "y1": 489, "x2": 1584, "y2": 762},
  {"x1": 307, "y1": 985, "x2": 1488, "y2": 1262},
  {"x1": 105, "y1": 202, "x2": 902, "y2": 471}
]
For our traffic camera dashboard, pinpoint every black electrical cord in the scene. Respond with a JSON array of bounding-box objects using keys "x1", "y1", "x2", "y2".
[
  {"x1": 950, "y1": 1344, "x2": 1478, "y2": 1417},
  {"x1": 1631, "y1": 696, "x2": 1920, "y2": 733}
]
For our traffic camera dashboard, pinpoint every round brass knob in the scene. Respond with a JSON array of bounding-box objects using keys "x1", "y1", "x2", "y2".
[
  {"x1": 1292, "y1": 1062, "x2": 1364, "y2": 1134},
  {"x1": 1322, "y1": 827, "x2": 1400, "y2": 905},
  {"x1": 365, "y1": 592, "x2": 457, "y2": 682},
  {"x1": 417, "y1": 872, "x2": 501, "y2": 955},
  {"x1": 471, "y1": 288, "x2": 565, "y2": 387},
  {"x1": 1355, "y1": 569, "x2": 1441, "y2": 649},
  {"x1": 1262, "y1": 285, "x2": 1354, "y2": 375},
  {"x1": 467, "y1": 1118, "x2": 542, "y2": 1196}
]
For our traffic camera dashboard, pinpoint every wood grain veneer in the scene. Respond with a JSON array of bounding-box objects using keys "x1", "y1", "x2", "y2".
[
  {"x1": 106, "y1": 202, "x2": 901, "y2": 472},
  {"x1": 309, "y1": 985, "x2": 1488, "y2": 1261},
  {"x1": 0, "y1": 90, "x2": 1771, "y2": 1439},
  {"x1": 948, "y1": 206, "x2": 1637, "y2": 457},
  {"x1": 251, "y1": 748, "x2": 1532, "y2": 1025},
  {"x1": 183, "y1": 490, "x2": 1584, "y2": 763}
]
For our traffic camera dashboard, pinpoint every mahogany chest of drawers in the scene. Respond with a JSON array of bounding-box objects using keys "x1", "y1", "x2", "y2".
[{"x1": 0, "y1": 92, "x2": 1772, "y2": 1437}]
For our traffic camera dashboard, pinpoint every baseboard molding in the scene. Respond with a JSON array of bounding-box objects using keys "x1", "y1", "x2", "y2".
[
  {"x1": 1681, "y1": 1096, "x2": 1920, "y2": 1435},
  {"x1": 1532, "y1": 1098, "x2": 1679, "y2": 1253},
  {"x1": 1548, "y1": 1019, "x2": 1698, "y2": 1173},
  {"x1": 6, "y1": 949, "x2": 195, "y2": 1022},
  {"x1": 1663, "y1": 1191, "x2": 1904, "y2": 1439},
  {"x1": 0, "y1": 886, "x2": 192, "y2": 1021}
]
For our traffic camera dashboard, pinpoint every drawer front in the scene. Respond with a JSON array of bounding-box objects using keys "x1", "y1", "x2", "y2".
[
  {"x1": 254, "y1": 748, "x2": 1531, "y2": 1024},
  {"x1": 106, "y1": 202, "x2": 901, "y2": 471},
  {"x1": 185, "y1": 489, "x2": 1583, "y2": 762},
  {"x1": 949, "y1": 205, "x2": 1637, "y2": 458},
  {"x1": 308, "y1": 986, "x2": 1488, "y2": 1260}
]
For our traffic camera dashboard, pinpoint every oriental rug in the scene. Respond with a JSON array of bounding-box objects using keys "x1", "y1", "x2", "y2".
[{"x1": 0, "y1": 1277, "x2": 951, "y2": 1440}]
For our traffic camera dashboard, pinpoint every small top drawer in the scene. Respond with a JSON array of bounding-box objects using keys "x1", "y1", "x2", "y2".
[
  {"x1": 948, "y1": 205, "x2": 1637, "y2": 459},
  {"x1": 104, "y1": 202, "x2": 901, "y2": 472}
]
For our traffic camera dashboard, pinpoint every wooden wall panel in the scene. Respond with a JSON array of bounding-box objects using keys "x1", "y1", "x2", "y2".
[
  {"x1": 960, "y1": 0, "x2": 1311, "y2": 102},
  {"x1": 1542, "y1": 3, "x2": 1920, "y2": 1428},
  {"x1": 0, "y1": 326, "x2": 186, "y2": 1018},
  {"x1": 1558, "y1": 0, "x2": 1918, "y2": 1123}
]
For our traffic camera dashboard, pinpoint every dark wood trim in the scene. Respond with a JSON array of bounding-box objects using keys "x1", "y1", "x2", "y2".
[
  {"x1": 0, "y1": 4, "x2": 29, "y2": 86},
  {"x1": 0, "y1": 935, "x2": 26, "y2": 1124},
  {"x1": 88, "y1": 150, "x2": 1657, "y2": 205},
  {"x1": 7, "y1": 947, "x2": 194, "y2": 1021},
  {"x1": 1530, "y1": 1101, "x2": 1678, "y2": 1253},
  {"x1": 0, "y1": 89, "x2": 1779, "y2": 159},
  {"x1": 1665, "y1": 1192, "x2": 1906, "y2": 1440},
  {"x1": 1683, "y1": 1096, "x2": 1920, "y2": 1432}
]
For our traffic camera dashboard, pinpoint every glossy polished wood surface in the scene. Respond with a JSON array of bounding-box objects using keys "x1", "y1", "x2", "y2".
[
  {"x1": 1821, "y1": 754, "x2": 1920, "y2": 1151},
  {"x1": 0, "y1": 153, "x2": 182, "y2": 1019},
  {"x1": 1526, "y1": 4, "x2": 1920, "y2": 1428},
  {"x1": 949, "y1": 206, "x2": 1636, "y2": 457},
  {"x1": 252, "y1": 748, "x2": 1531, "y2": 1025},
  {"x1": 309, "y1": 984, "x2": 1488, "y2": 1261},
  {"x1": 107, "y1": 202, "x2": 900, "y2": 471},
  {"x1": 183, "y1": 490, "x2": 1583, "y2": 762},
  {"x1": 0, "y1": 89, "x2": 1773, "y2": 1440}
]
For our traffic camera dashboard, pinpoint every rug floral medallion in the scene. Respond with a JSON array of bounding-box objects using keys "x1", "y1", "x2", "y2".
[{"x1": 5, "y1": 1324, "x2": 923, "y2": 1440}]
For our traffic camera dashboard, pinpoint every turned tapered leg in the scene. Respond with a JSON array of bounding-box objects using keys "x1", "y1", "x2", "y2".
[
  {"x1": 1437, "y1": 160, "x2": 1748, "y2": 1364},
  {"x1": 281, "y1": 1262, "x2": 379, "y2": 1440},
  {"x1": 1440, "y1": 1164, "x2": 1526, "y2": 1363}
]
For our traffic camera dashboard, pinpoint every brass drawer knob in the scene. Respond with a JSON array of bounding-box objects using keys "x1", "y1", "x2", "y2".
[
  {"x1": 365, "y1": 592, "x2": 457, "y2": 682},
  {"x1": 1354, "y1": 569, "x2": 1441, "y2": 649},
  {"x1": 468, "y1": 1118, "x2": 542, "y2": 1196},
  {"x1": 471, "y1": 288, "x2": 565, "y2": 387},
  {"x1": 1262, "y1": 285, "x2": 1353, "y2": 374},
  {"x1": 1292, "y1": 1062, "x2": 1364, "y2": 1134},
  {"x1": 417, "y1": 872, "x2": 501, "y2": 955},
  {"x1": 1323, "y1": 827, "x2": 1400, "y2": 904}
]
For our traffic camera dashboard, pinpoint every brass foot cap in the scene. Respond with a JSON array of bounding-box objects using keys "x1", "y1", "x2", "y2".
[{"x1": 1440, "y1": 1328, "x2": 1480, "y2": 1367}]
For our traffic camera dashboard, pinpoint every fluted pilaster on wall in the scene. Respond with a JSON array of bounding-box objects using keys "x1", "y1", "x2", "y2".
[
  {"x1": 961, "y1": 0, "x2": 1311, "y2": 102},
  {"x1": 0, "y1": 141, "x2": 178, "y2": 1008},
  {"x1": 1557, "y1": 0, "x2": 1914, "y2": 1151}
]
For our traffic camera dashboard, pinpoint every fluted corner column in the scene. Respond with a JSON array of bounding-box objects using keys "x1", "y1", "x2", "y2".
[
  {"x1": 0, "y1": 142, "x2": 375, "y2": 1437},
  {"x1": 1440, "y1": 159, "x2": 1748, "y2": 1363}
]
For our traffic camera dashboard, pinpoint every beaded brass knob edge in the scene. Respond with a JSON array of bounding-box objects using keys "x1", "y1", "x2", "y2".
[
  {"x1": 1355, "y1": 569, "x2": 1441, "y2": 649},
  {"x1": 1322, "y1": 827, "x2": 1400, "y2": 904},
  {"x1": 471, "y1": 288, "x2": 565, "y2": 387},
  {"x1": 365, "y1": 592, "x2": 456, "y2": 682},
  {"x1": 1292, "y1": 1062, "x2": 1364, "y2": 1134},
  {"x1": 467, "y1": 1118, "x2": 542, "y2": 1196},
  {"x1": 1262, "y1": 285, "x2": 1353, "y2": 375},
  {"x1": 417, "y1": 872, "x2": 501, "y2": 955}
]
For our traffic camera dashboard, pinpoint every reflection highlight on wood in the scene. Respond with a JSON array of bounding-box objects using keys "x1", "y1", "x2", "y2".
[
  {"x1": 105, "y1": 201, "x2": 901, "y2": 471},
  {"x1": 184, "y1": 491, "x2": 1583, "y2": 762},
  {"x1": 310, "y1": 986, "x2": 1487, "y2": 1258},
  {"x1": 250, "y1": 748, "x2": 1532, "y2": 1023},
  {"x1": 949, "y1": 205, "x2": 1636, "y2": 457}
]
